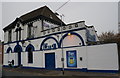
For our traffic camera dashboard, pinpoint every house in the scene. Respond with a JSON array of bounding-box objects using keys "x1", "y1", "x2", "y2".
[{"x1": 3, "y1": 6, "x2": 118, "y2": 72}]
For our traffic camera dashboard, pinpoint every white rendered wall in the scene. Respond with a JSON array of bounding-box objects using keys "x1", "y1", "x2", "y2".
[
  {"x1": 87, "y1": 43, "x2": 119, "y2": 70},
  {"x1": 21, "y1": 51, "x2": 44, "y2": 68},
  {"x1": 55, "y1": 49, "x2": 62, "y2": 68},
  {"x1": 3, "y1": 53, "x2": 18, "y2": 66},
  {"x1": 22, "y1": 24, "x2": 28, "y2": 40},
  {"x1": 33, "y1": 20, "x2": 42, "y2": 37},
  {"x1": 60, "y1": 47, "x2": 87, "y2": 69},
  {"x1": 4, "y1": 31, "x2": 8, "y2": 43},
  {"x1": 3, "y1": 54, "x2": 8, "y2": 65}
]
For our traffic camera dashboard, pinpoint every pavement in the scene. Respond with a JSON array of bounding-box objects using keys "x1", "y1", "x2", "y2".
[{"x1": 2, "y1": 67, "x2": 120, "y2": 78}]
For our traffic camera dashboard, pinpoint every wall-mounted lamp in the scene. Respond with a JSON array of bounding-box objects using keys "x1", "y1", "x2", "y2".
[{"x1": 68, "y1": 33, "x2": 71, "y2": 36}]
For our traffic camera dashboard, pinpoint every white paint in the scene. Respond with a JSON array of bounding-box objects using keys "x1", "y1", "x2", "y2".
[{"x1": 87, "y1": 43, "x2": 119, "y2": 70}]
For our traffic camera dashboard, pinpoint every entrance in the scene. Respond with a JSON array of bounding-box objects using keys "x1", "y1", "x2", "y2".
[
  {"x1": 14, "y1": 44, "x2": 22, "y2": 67},
  {"x1": 18, "y1": 52, "x2": 21, "y2": 66},
  {"x1": 45, "y1": 53, "x2": 55, "y2": 69}
]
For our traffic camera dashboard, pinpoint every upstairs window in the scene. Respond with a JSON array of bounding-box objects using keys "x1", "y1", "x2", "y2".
[
  {"x1": 16, "y1": 28, "x2": 19, "y2": 41},
  {"x1": 8, "y1": 30, "x2": 12, "y2": 42},
  {"x1": 15, "y1": 23, "x2": 22, "y2": 41},
  {"x1": 18, "y1": 27, "x2": 22, "y2": 40},
  {"x1": 28, "y1": 23, "x2": 33, "y2": 38}
]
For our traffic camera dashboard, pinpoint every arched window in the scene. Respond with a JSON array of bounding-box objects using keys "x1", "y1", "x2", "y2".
[
  {"x1": 59, "y1": 32, "x2": 85, "y2": 48},
  {"x1": 28, "y1": 47, "x2": 33, "y2": 63},
  {"x1": 14, "y1": 44, "x2": 22, "y2": 52},
  {"x1": 6, "y1": 47, "x2": 12, "y2": 53},
  {"x1": 26, "y1": 44, "x2": 34, "y2": 63},
  {"x1": 15, "y1": 23, "x2": 22, "y2": 41}
]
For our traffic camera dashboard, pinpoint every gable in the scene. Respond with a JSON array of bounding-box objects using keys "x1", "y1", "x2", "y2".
[{"x1": 3, "y1": 6, "x2": 66, "y2": 32}]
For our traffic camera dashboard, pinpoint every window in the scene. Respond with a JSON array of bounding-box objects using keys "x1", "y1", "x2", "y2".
[
  {"x1": 19, "y1": 27, "x2": 22, "y2": 40},
  {"x1": 8, "y1": 30, "x2": 12, "y2": 42},
  {"x1": 15, "y1": 27, "x2": 22, "y2": 41},
  {"x1": 28, "y1": 47, "x2": 33, "y2": 63},
  {"x1": 28, "y1": 23, "x2": 33, "y2": 38},
  {"x1": 15, "y1": 23, "x2": 22, "y2": 41},
  {"x1": 16, "y1": 30, "x2": 18, "y2": 41}
]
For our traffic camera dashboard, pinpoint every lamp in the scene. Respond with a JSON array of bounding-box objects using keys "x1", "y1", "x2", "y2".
[{"x1": 68, "y1": 33, "x2": 71, "y2": 36}]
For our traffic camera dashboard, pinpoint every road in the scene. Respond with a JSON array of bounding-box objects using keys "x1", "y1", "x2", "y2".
[{"x1": 2, "y1": 67, "x2": 120, "y2": 78}]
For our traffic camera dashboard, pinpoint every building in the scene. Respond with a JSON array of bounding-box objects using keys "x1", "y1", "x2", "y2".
[
  {"x1": 3, "y1": 6, "x2": 119, "y2": 72},
  {"x1": 118, "y1": 22, "x2": 120, "y2": 33}
]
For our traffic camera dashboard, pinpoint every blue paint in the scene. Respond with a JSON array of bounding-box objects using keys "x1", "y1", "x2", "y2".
[
  {"x1": 26, "y1": 44, "x2": 35, "y2": 51},
  {"x1": 6, "y1": 47, "x2": 12, "y2": 53},
  {"x1": 14, "y1": 44, "x2": 23, "y2": 66},
  {"x1": 14, "y1": 44, "x2": 23, "y2": 52},
  {"x1": 5, "y1": 45, "x2": 84, "y2": 53},
  {"x1": 59, "y1": 32, "x2": 85, "y2": 48},
  {"x1": 3, "y1": 65, "x2": 18, "y2": 68},
  {"x1": 88, "y1": 70, "x2": 119, "y2": 73},
  {"x1": 45, "y1": 53, "x2": 55, "y2": 69},
  {"x1": 66, "y1": 50, "x2": 77, "y2": 67},
  {"x1": 21, "y1": 66, "x2": 45, "y2": 69},
  {"x1": 4, "y1": 27, "x2": 86, "y2": 45},
  {"x1": 40, "y1": 36, "x2": 59, "y2": 50}
]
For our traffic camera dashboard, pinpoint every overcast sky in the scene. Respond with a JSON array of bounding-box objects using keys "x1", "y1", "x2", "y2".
[{"x1": 0, "y1": 1, "x2": 119, "y2": 41}]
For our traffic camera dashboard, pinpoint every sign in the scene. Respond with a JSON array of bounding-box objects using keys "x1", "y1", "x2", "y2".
[
  {"x1": 43, "y1": 21, "x2": 58, "y2": 30},
  {"x1": 66, "y1": 50, "x2": 77, "y2": 67},
  {"x1": 42, "y1": 43, "x2": 57, "y2": 50},
  {"x1": 86, "y1": 29, "x2": 96, "y2": 42}
]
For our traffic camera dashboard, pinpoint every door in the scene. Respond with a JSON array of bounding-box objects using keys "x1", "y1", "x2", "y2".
[
  {"x1": 45, "y1": 53, "x2": 55, "y2": 69},
  {"x1": 18, "y1": 52, "x2": 21, "y2": 66}
]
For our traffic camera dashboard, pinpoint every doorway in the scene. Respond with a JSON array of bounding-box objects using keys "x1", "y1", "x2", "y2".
[{"x1": 45, "y1": 53, "x2": 55, "y2": 69}]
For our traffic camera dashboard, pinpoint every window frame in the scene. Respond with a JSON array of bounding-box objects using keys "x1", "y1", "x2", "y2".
[
  {"x1": 8, "y1": 30, "x2": 12, "y2": 42},
  {"x1": 28, "y1": 47, "x2": 33, "y2": 63}
]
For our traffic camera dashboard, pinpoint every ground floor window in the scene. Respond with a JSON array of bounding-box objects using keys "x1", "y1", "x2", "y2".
[{"x1": 28, "y1": 47, "x2": 33, "y2": 63}]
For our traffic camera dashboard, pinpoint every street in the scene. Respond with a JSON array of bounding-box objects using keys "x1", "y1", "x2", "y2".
[{"x1": 1, "y1": 67, "x2": 120, "y2": 78}]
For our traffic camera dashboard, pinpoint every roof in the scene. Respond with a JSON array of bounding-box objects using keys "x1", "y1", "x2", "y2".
[
  {"x1": 3, "y1": 6, "x2": 65, "y2": 31},
  {"x1": 67, "y1": 21, "x2": 85, "y2": 25}
]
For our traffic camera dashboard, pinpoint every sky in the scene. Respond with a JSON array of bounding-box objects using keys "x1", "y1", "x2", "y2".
[{"x1": 0, "y1": 0, "x2": 120, "y2": 41}]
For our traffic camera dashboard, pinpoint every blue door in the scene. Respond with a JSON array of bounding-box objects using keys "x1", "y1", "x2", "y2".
[{"x1": 45, "y1": 53, "x2": 55, "y2": 69}]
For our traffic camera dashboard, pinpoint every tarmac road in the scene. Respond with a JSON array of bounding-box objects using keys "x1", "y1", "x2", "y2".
[{"x1": 2, "y1": 67, "x2": 120, "y2": 78}]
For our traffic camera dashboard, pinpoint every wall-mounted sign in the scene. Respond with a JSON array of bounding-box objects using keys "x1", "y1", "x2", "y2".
[
  {"x1": 43, "y1": 21, "x2": 58, "y2": 30},
  {"x1": 42, "y1": 43, "x2": 57, "y2": 50},
  {"x1": 66, "y1": 50, "x2": 77, "y2": 67},
  {"x1": 86, "y1": 29, "x2": 96, "y2": 42}
]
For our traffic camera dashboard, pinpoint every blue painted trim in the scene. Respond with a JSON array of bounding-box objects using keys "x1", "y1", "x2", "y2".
[
  {"x1": 6, "y1": 47, "x2": 12, "y2": 53},
  {"x1": 40, "y1": 36, "x2": 59, "y2": 50},
  {"x1": 3, "y1": 65, "x2": 18, "y2": 68},
  {"x1": 26, "y1": 44, "x2": 35, "y2": 51},
  {"x1": 87, "y1": 70, "x2": 119, "y2": 73},
  {"x1": 4, "y1": 27, "x2": 86, "y2": 45},
  {"x1": 21, "y1": 66, "x2": 45, "y2": 69},
  {"x1": 59, "y1": 31, "x2": 85, "y2": 48},
  {"x1": 14, "y1": 44, "x2": 23, "y2": 52},
  {"x1": 4, "y1": 45, "x2": 84, "y2": 53},
  {"x1": 36, "y1": 46, "x2": 84, "y2": 51}
]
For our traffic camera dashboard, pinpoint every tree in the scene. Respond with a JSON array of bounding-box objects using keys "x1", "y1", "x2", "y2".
[{"x1": 98, "y1": 31, "x2": 116, "y2": 43}]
